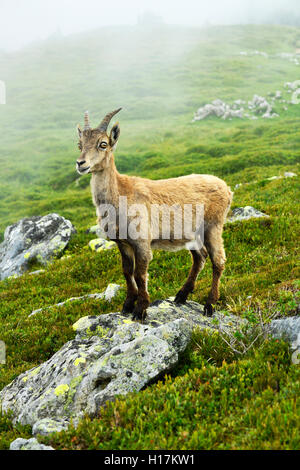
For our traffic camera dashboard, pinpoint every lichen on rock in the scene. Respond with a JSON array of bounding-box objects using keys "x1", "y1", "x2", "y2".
[
  {"x1": 9, "y1": 437, "x2": 54, "y2": 450},
  {"x1": 227, "y1": 206, "x2": 269, "y2": 223},
  {"x1": 0, "y1": 213, "x2": 76, "y2": 280},
  {"x1": 0, "y1": 299, "x2": 246, "y2": 432}
]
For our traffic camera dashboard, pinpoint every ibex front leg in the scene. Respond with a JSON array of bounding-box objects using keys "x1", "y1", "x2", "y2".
[
  {"x1": 132, "y1": 244, "x2": 152, "y2": 321},
  {"x1": 116, "y1": 241, "x2": 138, "y2": 314}
]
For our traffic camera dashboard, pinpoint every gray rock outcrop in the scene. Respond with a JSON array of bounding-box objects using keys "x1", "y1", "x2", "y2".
[
  {"x1": 32, "y1": 418, "x2": 69, "y2": 436},
  {"x1": 0, "y1": 300, "x2": 245, "y2": 429},
  {"x1": 234, "y1": 172, "x2": 297, "y2": 190},
  {"x1": 88, "y1": 238, "x2": 116, "y2": 252},
  {"x1": 28, "y1": 283, "x2": 122, "y2": 317},
  {"x1": 9, "y1": 437, "x2": 54, "y2": 450},
  {"x1": 268, "y1": 316, "x2": 300, "y2": 364},
  {"x1": 0, "y1": 213, "x2": 75, "y2": 280},
  {"x1": 193, "y1": 94, "x2": 279, "y2": 122},
  {"x1": 1, "y1": 298, "x2": 299, "y2": 445},
  {"x1": 227, "y1": 206, "x2": 269, "y2": 223},
  {"x1": 193, "y1": 99, "x2": 244, "y2": 121},
  {"x1": 247, "y1": 94, "x2": 278, "y2": 119},
  {"x1": 86, "y1": 224, "x2": 107, "y2": 239}
]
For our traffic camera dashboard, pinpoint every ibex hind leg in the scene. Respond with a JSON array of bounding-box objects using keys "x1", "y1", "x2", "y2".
[
  {"x1": 203, "y1": 225, "x2": 226, "y2": 316},
  {"x1": 175, "y1": 248, "x2": 207, "y2": 304}
]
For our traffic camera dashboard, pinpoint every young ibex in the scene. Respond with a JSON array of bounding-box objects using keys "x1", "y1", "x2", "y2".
[{"x1": 76, "y1": 109, "x2": 232, "y2": 320}]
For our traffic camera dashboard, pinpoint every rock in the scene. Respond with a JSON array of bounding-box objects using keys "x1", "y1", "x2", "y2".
[
  {"x1": 89, "y1": 238, "x2": 116, "y2": 252},
  {"x1": 86, "y1": 224, "x2": 107, "y2": 239},
  {"x1": 0, "y1": 340, "x2": 5, "y2": 365},
  {"x1": 234, "y1": 173, "x2": 296, "y2": 190},
  {"x1": 1, "y1": 298, "x2": 298, "y2": 434},
  {"x1": 239, "y1": 50, "x2": 268, "y2": 58},
  {"x1": 291, "y1": 88, "x2": 300, "y2": 105},
  {"x1": 0, "y1": 299, "x2": 246, "y2": 429},
  {"x1": 266, "y1": 172, "x2": 297, "y2": 181},
  {"x1": 0, "y1": 214, "x2": 75, "y2": 281},
  {"x1": 234, "y1": 99, "x2": 246, "y2": 106},
  {"x1": 28, "y1": 283, "x2": 122, "y2": 317},
  {"x1": 267, "y1": 316, "x2": 300, "y2": 365},
  {"x1": 284, "y1": 80, "x2": 300, "y2": 91},
  {"x1": 193, "y1": 99, "x2": 244, "y2": 121},
  {"x1": 227, "y1": 206, "x2": 269, "y2": 223},
  {"x1": 277, "y1": 53, "x2": 299, "y2": 65},
  {"x1": 32, "y1": 418, "x2": 69, "y2": 436},
  {"x1": 103, "y1": 283, "x2": 122, "y2": 301},
  {"x1": 9, "y1": 437, "x2": 54, "y2": 450},
  {"x1": 248, "y1": 94, "x2": 277, "y2": 118},
  {"x1": 28, "y1": 269, "x2": 45, "y2": 276},
  {"x1": 193, "y1": 91, "x2": 282, "y2": 123},
  {"x1": 266, "y1": 176, "x2": 281, "y2": 181}
]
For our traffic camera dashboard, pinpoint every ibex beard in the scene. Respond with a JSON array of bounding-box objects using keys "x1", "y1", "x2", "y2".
[{"x1": 76, "y1": 108, "x2": 233, "y2": 321}]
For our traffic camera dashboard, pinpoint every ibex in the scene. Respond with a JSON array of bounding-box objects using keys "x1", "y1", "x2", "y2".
[{"x1": 76, "y1": 109, "x2": 232, "y2": 320}]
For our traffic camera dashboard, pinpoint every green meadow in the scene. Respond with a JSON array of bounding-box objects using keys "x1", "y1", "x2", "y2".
[{"x1": 0, "y1": 24, "x2": 299, "y2": 449}]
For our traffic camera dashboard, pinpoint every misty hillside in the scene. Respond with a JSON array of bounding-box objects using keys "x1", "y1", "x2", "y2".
[
  {"x1": 0, "y1": 24, "x2": 299, "y2": 450},
  {"x1": 0, "y1": 24, "x2": 300, "y2": 236}
]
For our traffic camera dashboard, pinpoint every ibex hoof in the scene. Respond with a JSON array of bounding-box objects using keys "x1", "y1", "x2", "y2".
[
  {"x1": 122, "y1": 298, "x2": 137, "y2": 314},
  {"x1": 174, "y1": 289, "x2": 188, "y2": 304},
  {"x1": 132, "y1": 306, "x2": 147, "y2": 322},
  {"x1": 203, "y1": 302, "x2": 214, "y2": 316}
]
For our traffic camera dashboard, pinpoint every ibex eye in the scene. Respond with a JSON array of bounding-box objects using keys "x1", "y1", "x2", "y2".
[
  {"x1": 78, "y1": 142, "x2": 82, "y2": 150},
  {"x1": 98, "y1": 141, "x2": 107, "y2": 149}
]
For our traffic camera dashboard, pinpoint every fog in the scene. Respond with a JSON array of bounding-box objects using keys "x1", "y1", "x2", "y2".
[{"x1": 0, "y1": 0, "x2": 299, "y2": 52}]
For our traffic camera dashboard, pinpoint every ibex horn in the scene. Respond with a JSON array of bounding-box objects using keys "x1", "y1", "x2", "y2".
[
  {"x1": 97, "y1": 108, "x2": 122, "y2": 132},
  {"x1": 84, "y1": 110, "x2": 91, "y2": 131}
]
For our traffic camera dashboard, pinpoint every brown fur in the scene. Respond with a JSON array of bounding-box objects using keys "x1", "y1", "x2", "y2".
[{"x1": 77, "y1": 111, "x2": 233, "y2": 320}]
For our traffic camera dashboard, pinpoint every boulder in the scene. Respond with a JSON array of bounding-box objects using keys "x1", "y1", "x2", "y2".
[
  {"x1": 227, "y1": 206, "x2": 269, "y2": 223},
  {"x1": 0, "y1": 299, "x2": 245, "y2": 429},
  {"x1": 32, "y1": 418, "x2": 69, "y2": 436},
  {"x1": 28, "y1": 283, "x2": 122, "y2": 317},
  {"x1": 9, "y1": 437, "x2": 54, "y2": 450},
  {"x1": 248, "y1": 94, "x2": 278, "y2": 118},
  {"x1": 0, "y1": 214, "x2": 75, "y2": 280},
  {"x1": 86, "y1": 224, "x2": 107, "y2": 239},
  {"x1": 89, "y1": 238, "x2": 116, "y2": 252},
  {"x1": 193, "y1": 99, "x2": 244, "y2": 121},
  {"x1": 1, "y1": 298, "x2": 298, "y2": 438},
  {"x1": 284, "y1": 80, "x2": 300, "y2": 91},
  {"x1": 267, "y1": 316, "x2": 300, "y2": 365},
  {"x1": 193, "y1": 92, "x2": 280, "y2": 122}
]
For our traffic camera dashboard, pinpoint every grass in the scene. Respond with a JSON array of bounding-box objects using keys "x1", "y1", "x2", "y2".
[{"x1": 0, "y1": 23, "x2": 299, "y2": 449}]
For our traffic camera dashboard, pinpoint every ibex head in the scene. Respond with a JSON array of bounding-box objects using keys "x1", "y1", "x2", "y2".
[{"x1": 76, "y1": 108, "x2": 122, "y2": 174}]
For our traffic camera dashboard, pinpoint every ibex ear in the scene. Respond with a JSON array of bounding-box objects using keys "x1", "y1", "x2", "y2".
[
  {"x1": 109, "y1": 123, "x2": 120, "y2": 149},
  {"x1": 77, "y1": 124, "x2": 82, "y2": 139}
]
